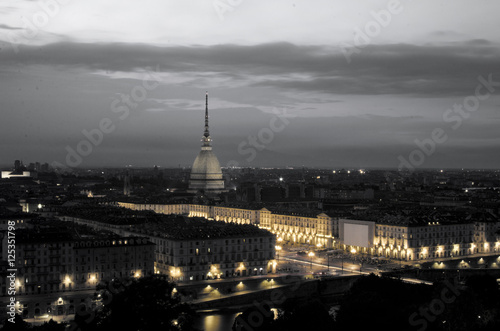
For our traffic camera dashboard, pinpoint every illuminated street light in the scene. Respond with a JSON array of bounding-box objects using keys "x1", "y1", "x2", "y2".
[{"x1": 275, "y1": 245, "x2": 282, "y2": 262}]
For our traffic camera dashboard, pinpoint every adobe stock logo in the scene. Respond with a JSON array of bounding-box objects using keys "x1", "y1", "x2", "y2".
[
  {"x1": 339, "y1": 0, "x2": 405, "y2": 64},
  {"x1": 408, "y1": 279, "x2": 461, "y2": 331},
  {"x1": 213, "y1": 0, "x2": 244, "y2": 21},
  {"x1": 398, "y1": 74, "x2": 499, "y2": 172},
  {"x1": 226, "y1": 107, "x2": 296, "y2": 168},
  {"x1": 52, "y1": 66, "x2": 162, "y2": 170},
  {"x1": 2, "y1": 0, "x2": 72, "y2": 54}
]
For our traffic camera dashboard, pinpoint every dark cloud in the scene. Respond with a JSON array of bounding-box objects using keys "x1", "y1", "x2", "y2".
[
  {"x1": 1, "y1": 40, "x2": 499, "y2": 98},
  {"x1": 0, "y1": 24, "x2": 22, "y2": 30}
]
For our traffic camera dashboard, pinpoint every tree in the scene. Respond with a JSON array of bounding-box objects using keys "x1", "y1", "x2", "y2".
[
  {"x1": 335, "y1": 274, "x2": 432, "y2": 331},
  {"x1": 233, "y1": 296, "x2": 335, "y2": 331},
  {"x1": 434, "y1": 275, "x2": 500, "y2": 331},
  {"x1": 73, "y1": 276, "x2": 198, "y2": 331},
  {"x1": 272, "y1": 297, "x2": 335, "y2": 331},
  {"x1": 1, "y1": 314, "x2": 31, "y2": 331}
]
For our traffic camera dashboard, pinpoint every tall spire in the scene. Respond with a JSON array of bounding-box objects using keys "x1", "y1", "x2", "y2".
[
  {"x1": 204, "y1": 91, "x2": 210, "y2": 138},
  {"x1": 202, "y1": 92, "x2": 211, "y2": 148}
]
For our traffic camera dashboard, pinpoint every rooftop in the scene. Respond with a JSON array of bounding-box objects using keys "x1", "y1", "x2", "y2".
[
  {"x1": 58, "y1": 204, "x2": 274, "y2": 240},
  {"x1": 133, "y1": 214, "x2": 274, "y2": 240}
]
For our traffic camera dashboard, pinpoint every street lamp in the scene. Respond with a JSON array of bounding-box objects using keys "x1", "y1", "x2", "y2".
[
  {"x1": 308, "y1": 252, "x2": 315, "y2": 270},
  {"x1": 275, "y1": 245, "x2": 282, "y2": 262},
  {"x1": 348, "y1": 248, "x2": 358, "y2": 274}
]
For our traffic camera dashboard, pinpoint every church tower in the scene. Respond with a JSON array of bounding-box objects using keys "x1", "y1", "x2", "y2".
[{"x1": 188, "y1": 92, "x2": 225, "y2": 193}]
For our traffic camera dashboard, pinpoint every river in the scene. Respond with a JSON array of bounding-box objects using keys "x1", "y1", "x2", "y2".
[{"x1": 193, "y1": 312, "x2": 241, "y2": 331}]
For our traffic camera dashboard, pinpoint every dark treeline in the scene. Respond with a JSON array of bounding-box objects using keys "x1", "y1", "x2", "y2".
[{"x1": 3, "y1": 274, "x2": 500, "y2": 331}]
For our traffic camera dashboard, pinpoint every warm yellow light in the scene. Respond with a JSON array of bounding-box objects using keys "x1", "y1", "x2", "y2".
[
  {"x1": 308, "y1": 252, "x2": 315, "y2": 257},
  {"x1": 350, "y1": 248, "x2": 356, "y2": 254},
  {"x1": 278, "y1": 237, "x2": 283, "y2": 243}
]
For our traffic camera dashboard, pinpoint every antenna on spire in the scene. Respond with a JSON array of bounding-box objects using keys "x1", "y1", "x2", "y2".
[{"x1": 204, "y1": 91, "x2": 210, "y2": 139}]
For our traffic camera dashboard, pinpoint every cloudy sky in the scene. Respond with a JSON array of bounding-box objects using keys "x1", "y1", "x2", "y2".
[{"x1": 1, "y1": 0, "x2": 500, "y2": 170}]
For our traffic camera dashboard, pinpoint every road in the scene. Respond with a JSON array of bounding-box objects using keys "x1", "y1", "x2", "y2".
[{"x1": 277, "y1": 248, "x2": 433, "y2": 285}]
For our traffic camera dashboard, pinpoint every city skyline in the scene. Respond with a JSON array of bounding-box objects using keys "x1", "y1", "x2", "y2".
[{"x1": 1, "y1": 1, "x2": 500, "y2": 170}]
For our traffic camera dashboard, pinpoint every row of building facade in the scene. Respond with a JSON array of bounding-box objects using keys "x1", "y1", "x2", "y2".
[
  {"x1": 0, "y1": 218, "x2": 154, "y2": 319},
  {"x1": 117, "y1": 202, "x2": 336, "y2": 249},
  {"x1": 58, "y1": 212, "x2": 276, "y2": 283},
  {"x1": 117, "y1": 202, "x2": 500, "y2": 262}
]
